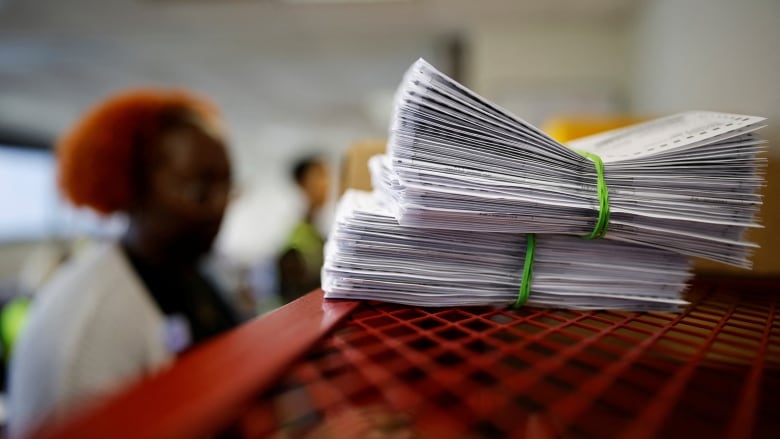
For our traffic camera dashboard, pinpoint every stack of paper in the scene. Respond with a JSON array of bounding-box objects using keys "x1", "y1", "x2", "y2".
[
  {"x1": 323, "y1": 190, "x2": 692, "y2": 311},
  {"x1": 322, "y1": 58, "x2": 766, "y2": 310},
  {"x1": 384, "y1": 59, "x2": 767, "y2": 267}
]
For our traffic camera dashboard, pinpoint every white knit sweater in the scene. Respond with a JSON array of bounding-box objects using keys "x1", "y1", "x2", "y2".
[{"x1": 7, "y1": 242, "x2": 173, "y2": 438}]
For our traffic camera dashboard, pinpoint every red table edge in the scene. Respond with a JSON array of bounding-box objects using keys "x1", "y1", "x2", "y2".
[{"x1": 31, "y1": 290, "x2": 360, "y2": 439}]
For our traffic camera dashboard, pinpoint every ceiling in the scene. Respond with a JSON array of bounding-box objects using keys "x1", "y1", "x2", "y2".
[{"x1": 0, "y1": 0, "x2": 637, "y2": 141}]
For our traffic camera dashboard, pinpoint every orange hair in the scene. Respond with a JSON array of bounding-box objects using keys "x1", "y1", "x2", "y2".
[{"x1": 57, "y1": 89, "x2": 220, "y2": 214}]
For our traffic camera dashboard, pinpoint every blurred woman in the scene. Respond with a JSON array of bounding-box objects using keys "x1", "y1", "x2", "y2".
[{"x1": 7, "y1": 89, "x2": 240, "y2": 438}]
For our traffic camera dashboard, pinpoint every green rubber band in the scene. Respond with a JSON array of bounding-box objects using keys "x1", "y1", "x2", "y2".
[
  {"x1": 514, "y1": 233, "x2": 536, "y2": 308},
  {"x1": 572, "y1": 149, "x2": 610, "y2": 239}
]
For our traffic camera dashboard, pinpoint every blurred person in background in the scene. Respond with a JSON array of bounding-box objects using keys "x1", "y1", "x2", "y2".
[
  {"x1": 277, "y1": 155, "x2": 330, "y2": 304},
  {"x1": 7, "y1": 89, "x2": 241, "y2": 438}
]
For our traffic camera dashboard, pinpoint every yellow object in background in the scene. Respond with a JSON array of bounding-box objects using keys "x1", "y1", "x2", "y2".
[{"x1": 542, "y1": 115, "x2": 648, "y2": 143}]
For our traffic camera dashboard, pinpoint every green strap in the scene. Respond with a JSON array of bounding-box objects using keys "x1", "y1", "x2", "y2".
[
  {"x1": 573, "y1": 149, "x2": 610, "y2": 239},
  {"x1": 513, "y1": 150, "x2": 609, "y2": 307},
  {"x1": 514, "y1": 233, "x2": 536, "y2": 308},
  {"x1": 514, "y1": 151, "x2": 609, "y2": 308}
]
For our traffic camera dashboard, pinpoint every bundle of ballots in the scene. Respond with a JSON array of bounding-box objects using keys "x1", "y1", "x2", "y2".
[
  {"x1": 384, "y1": 59, "x2": 766, "y2": 267},
  {"x1": 323, "y1": 190, "x2": 692, "y2": 311}
]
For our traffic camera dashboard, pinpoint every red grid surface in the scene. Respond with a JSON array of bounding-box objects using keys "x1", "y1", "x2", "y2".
[{"x1": 228, "y1": 277, "x2": 780, "y2": 439}]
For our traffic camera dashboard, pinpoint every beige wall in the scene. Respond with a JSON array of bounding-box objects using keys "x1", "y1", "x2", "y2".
[
  {"x1": 464, "y1": 22, "x2": 632, "y2": 127},
  {"x1": 468, "y1": 22, "x2": 631, "y2": 95}
]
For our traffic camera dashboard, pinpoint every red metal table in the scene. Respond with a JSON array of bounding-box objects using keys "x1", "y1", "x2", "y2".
[{"x1": 33, "y1": 276, "x2": 780, "y2": 439}]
